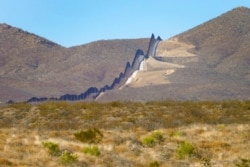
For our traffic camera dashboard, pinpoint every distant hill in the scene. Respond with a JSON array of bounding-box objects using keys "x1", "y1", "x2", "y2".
[
  {"x1": 1, "y1": 7, "x2": 249, "y2": 102},
  {"x1": 0, "y1": 23, "x2": 149, "y2": 102},
  {"x1": 99, "y1": 7, "x2": 250, "y2": 101},
  {"x1": 176, "y1": 7, "x2": 250, "y2": 79}
]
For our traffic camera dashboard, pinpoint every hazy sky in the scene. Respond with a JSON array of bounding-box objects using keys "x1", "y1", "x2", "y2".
[{"x1": 1, "y1": 0, "x2": 250, "y2": 47}]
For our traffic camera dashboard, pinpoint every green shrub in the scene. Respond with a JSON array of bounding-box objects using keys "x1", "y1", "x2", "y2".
[
  {"x1": 216, "y1": 124, "x2": 225, "y2": 131},
  {"x1": 236, "y1": 158, "x2": 250, "y2": 167},
  {"x1": 59, "y1": 150, "x2": 78, "y2": 165},
  {"x1": 149, "y1": 160, "x2": 160, "y2": 167},
  {"x1": 83, "y1": 146, "x2": 101, "y2": 157},
  {"x1": 169, "y1": 131, "x2": 184, "y2": 137},
  {"x1": 151, "y1": 131, "x2": 164, "y2": 143},
  {"x1": 176, "y1": 141, "x2": 195, "y2": 159},
  {"x1": 42, "y1": 141, "x2": 61, "y2": 156},
  {"x1": 142, "y1": 131, "x2": 164, "y2": 147},
  {"x1": 74, "y1": 128, "x2": 103, "y2": 143},
  {"x1": 142, "y1": 136, "x2": 156, "y2": 147}
]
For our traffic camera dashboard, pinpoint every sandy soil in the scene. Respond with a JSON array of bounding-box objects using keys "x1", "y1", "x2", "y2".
[{"x1": 125, "y1": 37, "x2": 197, "y2": 88}]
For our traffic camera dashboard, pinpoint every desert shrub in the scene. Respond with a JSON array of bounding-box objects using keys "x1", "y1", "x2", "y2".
[
  {"x1": 193, "y1": 149, "x2": 212, "y2": 167},
  {"x1": 176, "y1": 141, "x2": 195, "y2": 159},
  {"x1": 146, "y1": 99, "x2": 176, "y2": 107},
  {"x1": 0, "y1": 158, "x2": 13, "y2": 166},
  {"x1": 142, "y1": 136, "x2": 155, "y2": 147},
  {"x1": 8, "y1": 102, "x2": 32, "y2": 112},
  {"x1": 83, "y1": 146, "x2": 101, "y2": 157},
  {"x1": 236, "y1": 158, "x2": 250, "y2": 167},
  {"x1": 142, "y1": 131, "x2": 164, "y2": 147},
  {"x1": 38, "y1": 102, "x2": 60, "y2": 116},
  {"x1": 169, "y1": 130, "x2": 184, "y2": 137},
  {"x1": 216, "y1": 124, "x2": 225, "y2": 131},
  {"x1": 42, "y1": 141, "x2": 61, "y2": 156},
  {"x1": 74, "y1": 128, "x2": 103, "y2": 143},
  {"x1": 200, "y1": 157, "x2": 211, "y2": 167},
  {"x1": 69, "y1": 102, "x2": 88, "y2": 111},
  {"x1": 109, "y1": 101, "x2": 124, "y2": 108},
  {"x1": 151, "y1": 131, "x2": 164, "y2": 142},
  {"x1": 149, "y1": 160, "x2": 160, "y2": 167},
  {"x1": 59, "y1": 150, "x2": 78, "y2": 165}
]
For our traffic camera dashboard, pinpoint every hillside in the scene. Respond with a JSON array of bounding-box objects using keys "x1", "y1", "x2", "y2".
[
  {"x1": 1, "y1": 6, "x2": 250, "y2": 167},
  {"x1": 1, "y1": 7, "x2": 249, "y2": 102},
  {"x1": 99, "y1": 7, "x2": 250, "y2": 101},
  {"x1": 0, "y1": 24, "x2": 149, "y2": 102},
  {"x1": 175, "y1": 6, "x2": 250, "y2": 79}
]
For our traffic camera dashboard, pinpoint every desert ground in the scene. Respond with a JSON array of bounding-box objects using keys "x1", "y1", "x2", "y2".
[{"x1": 0, "y1": 100, "x2": 249, "y2": 166}]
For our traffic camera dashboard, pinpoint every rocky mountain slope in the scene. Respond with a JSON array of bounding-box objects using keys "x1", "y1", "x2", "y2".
[
  {"x1": 0, "y1": 24, "x2": 149, "y2": 102},
  {"x1": 175, "y1": 6, "x2": 250, "y2": 80},
  {"x1": 99, "y1": 7, "x2": 250, "y2": 101},
  {"x1": 1, "y1": 7, "x2": 249, "y2": 102},
  {"x1": 26, "y1": 34, "x2": 162, "y2": 102}
]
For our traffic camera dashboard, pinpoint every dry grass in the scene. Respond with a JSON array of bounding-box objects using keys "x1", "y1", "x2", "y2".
[{"x1": 0, "y1": 100, "x2": 249, "y2": 166}]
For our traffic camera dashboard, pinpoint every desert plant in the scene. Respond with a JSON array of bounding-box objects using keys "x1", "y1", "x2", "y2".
[
  {"x1": 59, "y1": 150, "x2": 78, "y2": 165},
  {"x1": 142, "y1": 136, "x2": 156, "y2": 147},
  {"x1": 109, "y1": 101, "x2": 124, "y2": 108},
  {"x1": 142, "y1": 131, "x2": 164, "y2": 147},
  {"x1": 8, "y1": 102, "x2": 32, "y2": 112},
  {"x1": 149, "y1": 160, "x2": 160, "y2": 167},
  {"x1": 200, "y1": 157, "x2": 211, "y2": 167},
  {"x1": 42, "y1": 141, "x2": 61, "y2": 156},
  {"x1": 176, "y1": 141, "x2": 195, "y2": 159},
  {"x1": 83, "y1": 145, "x2": 101, "y2": 157},
  {"x1": 74, "y1": 128, "x2": 103, "y2": 143},
  {"x1": 151, "y1": 131, "x2": 164, "y2": 143},
  {"x1": 236, "y1": 158, "x2": 250, "y2": 167},
  {"x1": 216, "y1": 124, "x2": 225, "y2": 131},
  {"x1": 169, "y1": 130, "x2": 184, "y2": 137}
]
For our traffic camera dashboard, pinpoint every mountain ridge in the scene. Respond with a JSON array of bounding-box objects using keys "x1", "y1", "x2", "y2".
[
  {"x1": 98, "y1": 6, "x2": 250, "y2": 101},
  {"x1": 1, "y1": 6, "x2": 249, "y2": 102},
  {"x1": 0, "y1": 23, "x2": 149, "y2": 102},
  {"x1": 26, "y1": 34, "x2": 162, "y2": 102}
]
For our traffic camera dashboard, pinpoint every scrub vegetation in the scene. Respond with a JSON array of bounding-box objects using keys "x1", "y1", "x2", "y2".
[{"x1": 0, "y1": 100, "x2": 249, "y2": 166}]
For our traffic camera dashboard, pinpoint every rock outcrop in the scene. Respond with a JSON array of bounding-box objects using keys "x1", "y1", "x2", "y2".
[{"x1": 26, "y1": 34, "x2": 161, "y2": 102}]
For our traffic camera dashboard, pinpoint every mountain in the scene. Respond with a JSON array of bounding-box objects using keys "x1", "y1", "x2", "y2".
[
  {"x1": 26, "y1": 34, "x2": 161, "y2": 102},
  {"x1": 1, "y1": 7, "x2": 249, "y2": 102},
  {"x1": 0, "y1": 23, "x2": 149, "y2": 102},
  {"x1": 98, "y1": 7, "x2": 250, "y2": 101},
  {"x1": 176, "y1": 6, "x2": 250, "y2": 79}
]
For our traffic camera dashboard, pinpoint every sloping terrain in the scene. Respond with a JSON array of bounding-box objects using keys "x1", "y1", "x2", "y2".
[
  {"x1": 26, "y1": 34, "x2": 162, "y2": 102},
  {"x1": 175, "y1": 6, "x2": 250, "y2": 79},
  {"x1": 99, "y1": 7, "x2": 250, "y2": 101},
  {"x1": 1, "y1": 7, "x2": 249, "y2": 102},
  {"x1": 0, "y1": 24, "x2": 149, "y2": 102}
]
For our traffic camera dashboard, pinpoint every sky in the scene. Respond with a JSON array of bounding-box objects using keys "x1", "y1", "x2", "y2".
[{"x1": 1, "y1": 0, "x2": 250, "y2": 47}]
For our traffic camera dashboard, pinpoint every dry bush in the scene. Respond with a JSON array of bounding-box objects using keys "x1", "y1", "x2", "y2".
[
  {"x1": 74, "y1": 128, "x2": 103, "y2": 144},
  {"x1": 0, "y1": 100, "x2": 249, "y2": 166}
]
